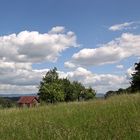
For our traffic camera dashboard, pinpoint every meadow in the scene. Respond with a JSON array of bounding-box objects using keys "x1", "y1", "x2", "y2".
[{"x1": 0, "y1": 94, "x2": 139, "y2": 140}]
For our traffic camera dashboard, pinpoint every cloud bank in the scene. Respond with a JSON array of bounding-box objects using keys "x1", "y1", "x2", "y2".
[
  {"x1": 65, "y1": 33, "x2": 140, "y2": 68},
  {"x1": 0, "y1": 26, "x2": 78, "y2": 94},
  {"x1": 63, "y1": 67, "x2": 130, "y2": 93},
  {"x1": 0, "y1": 26, "x2": 137, "y2": 94},
  {"x1": 0, "y1": 26, "x2": 77, "y2": 63}
]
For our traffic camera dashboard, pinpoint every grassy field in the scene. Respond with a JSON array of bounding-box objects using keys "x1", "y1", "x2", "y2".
[{"x1": 0, "y1": 94, "x2": 139, "y2": 140}]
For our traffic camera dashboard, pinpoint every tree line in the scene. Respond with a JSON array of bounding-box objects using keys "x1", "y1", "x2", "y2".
[
  {"x1": 38, "y1": 67, "x2": 96, "y2": 103},
  {"x1": 0, "y1": 97, "x2": 17, "y2": 108},
  {"x1": 105, "y1": 61, "x2": 140, "y2": 98}
]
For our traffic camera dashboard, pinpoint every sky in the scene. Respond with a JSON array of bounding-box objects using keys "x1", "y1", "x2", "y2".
[{"x1": 0, "y1": 0, "x2": 140, "y2": 94}]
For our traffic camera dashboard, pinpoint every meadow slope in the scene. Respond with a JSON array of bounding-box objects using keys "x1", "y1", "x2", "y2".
[{"x1": 0, "y1": 94, "x2": 140, "y2": 140}]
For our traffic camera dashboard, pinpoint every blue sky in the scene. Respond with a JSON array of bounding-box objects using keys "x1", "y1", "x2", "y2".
[{"x1": 0, "y1": 0, "x2": 140, "y2": 94}]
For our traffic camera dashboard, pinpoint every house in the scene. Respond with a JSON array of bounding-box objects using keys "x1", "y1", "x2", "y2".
[{"x1": 18, "y1": 96, "x2": 39, "y2": 107}]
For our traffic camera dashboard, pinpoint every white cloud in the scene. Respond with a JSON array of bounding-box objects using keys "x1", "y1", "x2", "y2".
[
  {"x1": 116, "y1": 65, "x2": 124, "y2": 69},
  {"x1": 64, "y1": 61, "x2": 76, "y2": 68},
  {"x1": 126, "y1": 66, "x2": 136, "y2": 79},
  {"x1": 0, "y1": 84, "x2": 37, "y2": 94},
  {"x1": 109, "y1": 22, "x2": 137, "y2": 31},
  {"x1": 0, "y1": 61, "x2": 46, "y2": 86},
  {"x1": 49, "y1": 26, "x2": 65, "y2": 34},
  {"x1": 65, "y1": 33, "x2": 140, "y2": 68},
  {"x1": 0, "y1": 60, "x2": 49, "y2": 94},
  {"x1": 63, "y1": 67, "x2": 129, "y2": 93},
  {"x1": 0, "y1": 27, "x2": 78, "y2": 63}
]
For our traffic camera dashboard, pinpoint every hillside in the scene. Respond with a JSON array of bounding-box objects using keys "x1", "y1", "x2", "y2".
[{"x1": 0, "y1": 94, "x2": 139, "y2": 140}]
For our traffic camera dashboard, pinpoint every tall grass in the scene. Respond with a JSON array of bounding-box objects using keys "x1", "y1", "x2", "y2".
[{"x1": 0, "y1": 94, "x2": 139, "y2": 140}]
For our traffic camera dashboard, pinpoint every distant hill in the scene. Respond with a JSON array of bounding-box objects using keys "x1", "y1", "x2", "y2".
[
  {"x1": 0, "y1": 94, "x2": 37, "y2": 102},
  {"x1": 3, "y1": 97, "x2": 20, "y2": 102},
  {"x1": 0, "y1": 93, "x2": 104, "y2": 101},
  {"x1": 0, "y1": 93, "x2": 37, "y2": 97},
  {"x1": 96, "y1": 93, "x2": 105, "y2": 98}
]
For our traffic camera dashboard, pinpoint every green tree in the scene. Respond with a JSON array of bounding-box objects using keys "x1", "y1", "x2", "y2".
[
  {"x1": 38, "y1": 67, "x2": 64, "y2": 103},
  {"x1": 131, "y1": 61, "x2": 140, "y2": 92},
  {"x1": 72, "y1": 81, "x2": 85, "y2": 101},
  {"x1": 0, "y1": 98, "x2": 15, "y2": 108},
  {"x1": 84, "y1": 87, "x2": 96, "y2": 100},
  {"x1": 105, "y1": 90, "x2": 116, "y2": 98},
  {"x1": 61, "y1": 78, "x2": 75, "y2": 101}
]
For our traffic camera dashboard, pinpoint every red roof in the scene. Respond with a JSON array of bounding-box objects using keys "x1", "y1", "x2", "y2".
[{"x1": 18, "y1": 96, "x2": 38, "y2": 104}]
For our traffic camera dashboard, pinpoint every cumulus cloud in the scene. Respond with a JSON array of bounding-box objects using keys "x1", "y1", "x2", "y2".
[
  {"x1": 63, "y1": 67, "x2": 129, "y2": 93},
  {"x1": 109, "y1": 22, "x2": 138, "y2": 31},
  {"x1": 0, "y1": 60, "x2": 130, "y2": 94},
  {"x1": 126, "y1": 66, "x2": 136, "y2": 79},
  {"x1": 0, "y1": 84, "x2": 37, "y2": 94},
  {"x1": 0, "y1": 27, "x2": 78, "y2": 63},
  {"x1": 0, "y1": 26, "x2": 78, "y2": 94},
  {"x1": 65, "y1": 33, "x2": 140, "y2": 68},
  {"x1": 48, "y1": 26, "x2": 65, "y2": 34},
  {"x1": 0, "y1": 63, "x2": 50, "y2": 94},
  {"x1": 116, "y1": 65, "x2": 124, "y2": 69},
  {"x1": 64, "y1": 61, "x2": 76, "y2": 68},
  {"x1": 0, "y1": 60, "x2": 49, "y2": 93}
]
